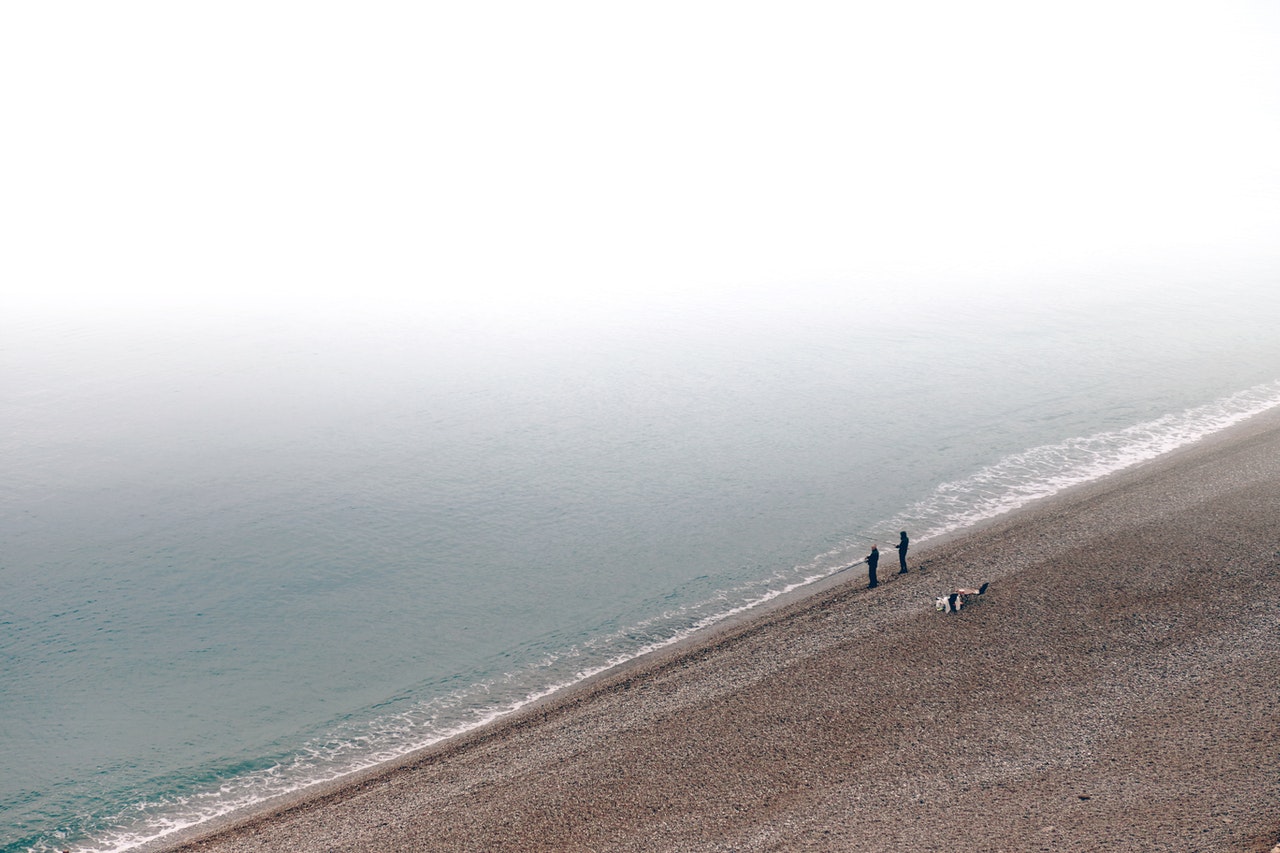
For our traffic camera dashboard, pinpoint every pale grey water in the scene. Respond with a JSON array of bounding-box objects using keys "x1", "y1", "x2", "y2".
[{"x1": 4, "y1": 276, "x2": 1280, "y2": 851}]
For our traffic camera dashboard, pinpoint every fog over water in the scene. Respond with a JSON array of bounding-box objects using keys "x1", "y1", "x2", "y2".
[{"x1": 5, "y1": 1, "x2": 1279, "y2": 320}]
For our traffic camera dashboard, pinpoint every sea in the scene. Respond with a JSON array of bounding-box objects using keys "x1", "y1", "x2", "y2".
[{"x1": 4, "y1": 273, "x2": 1280, "y2": 852}]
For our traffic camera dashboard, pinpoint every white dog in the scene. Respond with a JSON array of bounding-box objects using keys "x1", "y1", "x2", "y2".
[{"x1": 935, "y1": 582, "x2": 989, "y2": 613}]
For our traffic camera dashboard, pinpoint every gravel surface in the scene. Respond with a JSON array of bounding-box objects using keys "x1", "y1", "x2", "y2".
[{"x1": 158, "y1": 410, "x2": 1280, "y2": 852}]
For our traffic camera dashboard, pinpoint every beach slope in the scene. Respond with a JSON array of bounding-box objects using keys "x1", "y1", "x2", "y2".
[{"x1": 162, "y1": 412, "x2": 1280, "y2": 852}]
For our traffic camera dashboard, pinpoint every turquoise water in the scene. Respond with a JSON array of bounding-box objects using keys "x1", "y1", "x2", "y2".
[{"x1": 4, "y1": 276, "x2": 1280, "y2": 851}]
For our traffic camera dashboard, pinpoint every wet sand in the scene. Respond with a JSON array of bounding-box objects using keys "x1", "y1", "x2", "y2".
[{"x1": 159, "y1": 409, "x2": 1280, "y2": 852}]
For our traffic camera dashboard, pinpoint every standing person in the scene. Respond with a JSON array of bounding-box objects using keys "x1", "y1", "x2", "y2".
[
  {"x1": 866, "y1": 544, "x2": 880, "y2": 588},
  {"x1": 896, "y1": 530, "x2": 910, "y2": 574}
]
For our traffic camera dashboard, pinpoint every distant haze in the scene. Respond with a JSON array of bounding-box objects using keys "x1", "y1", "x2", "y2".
[{"x1": 4, "y1": 1, "x2": 1279, "y2": 321}]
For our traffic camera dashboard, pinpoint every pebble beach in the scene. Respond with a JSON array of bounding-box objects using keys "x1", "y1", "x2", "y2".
[{"x1": 158, "y1": 408, "x2": 1280, "y2": 853}]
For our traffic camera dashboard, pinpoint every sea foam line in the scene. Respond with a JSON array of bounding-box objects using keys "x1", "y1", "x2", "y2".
[
  {"x1": 881, "y1": 378, "x2": 1280, "y2": 543},
  {"x1": 61, "y1": 379, "x2": 1280, "y2": 853}
]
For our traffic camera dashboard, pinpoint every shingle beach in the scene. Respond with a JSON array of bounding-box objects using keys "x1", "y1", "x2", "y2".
[{"x1": 158, "y1": 408, "x2": 1280, "y2": 852}]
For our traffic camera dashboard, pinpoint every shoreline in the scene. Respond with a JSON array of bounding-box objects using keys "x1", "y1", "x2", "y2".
[{"x1": 154, "y1": 406, "x2": 1280, "y2": 852}]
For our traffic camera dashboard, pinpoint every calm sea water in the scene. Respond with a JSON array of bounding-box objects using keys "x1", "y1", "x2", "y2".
[{"x1": 4, "y1": 275, "x2": 1280, "y2": 852}]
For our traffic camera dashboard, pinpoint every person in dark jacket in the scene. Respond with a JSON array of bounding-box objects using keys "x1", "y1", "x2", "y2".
[
  {"x1": 866, "y1": 544, "x2": 880, "y2": 588},
  {"x1": 896, "y1": 530, "x2": 910, "y2": 573}
]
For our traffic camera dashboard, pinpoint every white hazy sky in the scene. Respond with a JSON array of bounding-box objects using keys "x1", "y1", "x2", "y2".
[{"x1": 4, "y1": 1, "x2": 1279, "y2": 320}]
